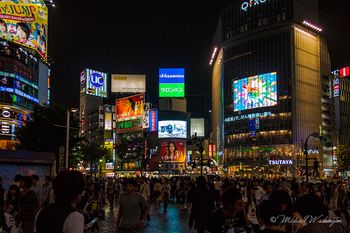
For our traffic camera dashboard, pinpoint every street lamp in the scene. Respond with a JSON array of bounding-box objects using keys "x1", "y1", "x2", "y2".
[
  {"x1": 65, "y1": 108, "x2": 78, "y2": 170},
  {"x1": 304, "y1": 132, "x2": 324, "y2": 184}
]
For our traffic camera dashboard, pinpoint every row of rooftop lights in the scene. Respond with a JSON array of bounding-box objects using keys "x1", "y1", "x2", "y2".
[
  {"x1": 302, "y1": 20, "x2": 322, "y2": 32},
  {"x1": 209, "y1": 47, "x2": 218, "y2": 65}
]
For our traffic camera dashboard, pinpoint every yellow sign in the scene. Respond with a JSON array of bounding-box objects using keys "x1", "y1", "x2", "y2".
[{"x1": 0, "y1": 1, "x2": 48, "y2": 60}]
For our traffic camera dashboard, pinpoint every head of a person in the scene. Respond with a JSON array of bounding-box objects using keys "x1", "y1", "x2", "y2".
[
  {"x1": 167, "y1": 142, "x2": 176, "y2": 154},
  {"x1": 14, "y1": 174, "x2": 22, "y2": 184},
  {"x1": 257, "y1": 199, "x2": 285, "y2": 228},
  {"x1": 53, "y1": 171, "x2": 86, "y2": 206},
  {"x1": 8, "y1": 185, "x2": 20, "y2": 198},
  {"x1": 295, "y1": 193, "x2": 328, "y2": 220},
  {"x1": 16, "y1": 23, "x2": 30, "y2": 42},
  {"x1": 19, "y1": 176, "x2": 32, "y2": 190},
  {"x1": 264, "y1": 182, "x2": 273, "y2": 194},
  {"x1": 0, "y1": 19, "x2": 6, "y2": 33},
  {"x1": 44, "y1": 176, "x2": 52, "y2": 185},
  {"x1": 196, "y1": 176, "x2": 207, "y2": 190},
  {"x1": 270, "y1": 190, "x2": 292, "y2": 211},
  {"x1": 140, "y1": 176, "x2": 146, "y2": 184},
  {"x1": 31, "y1": 174, "x2": 39, "y2": 185},
  {"x1": 221, "y1": 186, "x2": 243, "y2": 217},
  {"x1": 126, "y1": 98, "x2": 135, "y2": 111},
  {"x1": 125, "y1": 178, "x2": 138, "y2": 193},
  {"x1": 0, "y1": 177, "x2": 2, "y2": 186}
]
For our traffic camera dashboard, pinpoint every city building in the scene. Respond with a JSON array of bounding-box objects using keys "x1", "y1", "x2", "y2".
[
  {"x1": 211, "y1": 0, "x2": 333, "y2": 177},
  {"x1": 333, "y1": 66, "x2": 350, "y2": 146},
  {"x1": 0, "y1": 0, "x2": 50, "y2": 149}
]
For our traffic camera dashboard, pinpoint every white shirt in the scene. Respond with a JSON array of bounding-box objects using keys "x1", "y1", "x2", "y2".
[
  {"x1": 63, "y1": 211, "x2": 84, "y2": 233},
  {"x1": 35, "y1": 210, "x2": 84, "y2": 233}
]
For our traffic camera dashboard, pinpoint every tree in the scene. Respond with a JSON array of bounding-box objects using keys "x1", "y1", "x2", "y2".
[
  {"x1": 16, "y1": 104, "x2": 80, "y2": 170},
  {"x1": 115, "y1": 136, "x2": 145, "y2": 171},
  {"x1": 81, "y1": 143, "x2": 110, "y2": 177},
  {"x1": 335, "y1": 145, "x2": 350, "y2": 176}
]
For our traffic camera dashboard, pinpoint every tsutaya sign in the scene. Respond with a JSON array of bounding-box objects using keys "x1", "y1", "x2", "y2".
[
  {"x1": 268, "y1": 160, "x2": 293, "y2": 165},
  {"x1": 241, "y1": 0, "x2": 268, "y2": 12}
]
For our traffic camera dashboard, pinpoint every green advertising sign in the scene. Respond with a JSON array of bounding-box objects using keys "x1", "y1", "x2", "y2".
[{"x1": 159, "y1": 68, "x2": 185, "y2": 97}]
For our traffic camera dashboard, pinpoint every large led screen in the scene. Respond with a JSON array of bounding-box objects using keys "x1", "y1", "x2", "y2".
[
  {"x1": 159, "y1": 68, "x2": 185, "y2": 97},
  {"x1": 158, "y1": 120, "x2": 187, "y2": 139},
  {"x1": 233, "y1": 72, "x2": 277, "y2": 111},
  {"x1": 116, "y1": 94, "x2": 144, "y2": 119},
  {"x1": 0, "y1": 1, "x2": 48, "y2": 60}
]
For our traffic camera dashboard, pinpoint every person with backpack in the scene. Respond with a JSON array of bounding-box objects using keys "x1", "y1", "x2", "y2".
[{"x1": 35, "y1": 170, "x2": 86, "y2": 233}]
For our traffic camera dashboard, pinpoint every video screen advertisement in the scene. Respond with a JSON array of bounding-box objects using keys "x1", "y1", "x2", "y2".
[
  {"x1": 158, "y1": 120, "x2": 187, "y2": 139},
  {"x1": 116, "y1": 94, "x2": 144, "y2": 119},
  {"x1": 111, "y1": 74, "x2": 146, "y2": 93},
  {"x1": 160, "y1": 141, "x2": 186, "y2": 163},
  {"x1": 80, "y1": 69, "x2": 108, "y2": 98},
  {"x1": 0, "y1": 1, "x2": 48, "y2": 60},
  {"x1": 233, "y1": 72, "x2": 277, "y2": 111},
  {"x1": 159, "y1": 68, "x2": 185, "y2": 97}
]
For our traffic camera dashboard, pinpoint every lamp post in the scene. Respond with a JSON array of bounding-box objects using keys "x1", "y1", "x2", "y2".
[
  {"x1": 65, "y1": 108, "x2": 78, "y2": 170},
  {"x1": 304, "y1": 132, "x2": 324, "y2": 184}
]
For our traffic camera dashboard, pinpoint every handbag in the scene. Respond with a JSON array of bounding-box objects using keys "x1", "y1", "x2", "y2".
[{"x1": 4, "y1": 212, "x2": 16, "y2": 228}]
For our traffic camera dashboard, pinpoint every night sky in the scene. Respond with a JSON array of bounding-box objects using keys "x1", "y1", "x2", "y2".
[{"x1": 48, "y1": 1, "x2": 350, "y2": 114}]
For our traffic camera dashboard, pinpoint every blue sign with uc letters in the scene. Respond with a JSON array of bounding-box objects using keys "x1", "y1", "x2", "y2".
[{"x1": 90, "y1": 72, "x2": 104, "y2": 88}]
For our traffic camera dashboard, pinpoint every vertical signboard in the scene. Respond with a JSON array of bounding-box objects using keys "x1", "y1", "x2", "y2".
[
  {"x1": 149, "y1": 109, "x2": 158, "y2": 132},
  {"x1": 142, "y1": 103, "x2": 150, "y2": 129}
]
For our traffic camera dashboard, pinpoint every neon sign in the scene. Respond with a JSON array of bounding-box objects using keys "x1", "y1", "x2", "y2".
[
  {"x1": 241, "y1": 0, "x2": 267, "y2": 12},
  {"x1": 225, "y1": 111, "x2": 271, "y2": 123},
  {"x1": 268, "y1": 160, "x2": 293, "y2": 165}
]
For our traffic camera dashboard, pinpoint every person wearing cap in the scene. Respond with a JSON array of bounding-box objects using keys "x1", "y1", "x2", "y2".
[{"x1": 116, "y1": 178, "x2": 150, "y2": 233}]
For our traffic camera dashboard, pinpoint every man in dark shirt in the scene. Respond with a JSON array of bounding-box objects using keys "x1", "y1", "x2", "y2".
[
  {"x1": 256, "y1": 199, "x2": 286, "y2": 233},
  {"x1": 208, "y1": 186, "x2": 249, "y2": 233}
]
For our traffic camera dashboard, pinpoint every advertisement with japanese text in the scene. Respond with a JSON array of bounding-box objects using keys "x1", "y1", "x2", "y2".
[
  {"x1": 116, "y1": 94, "x2": 144, "y2": 119},
  {"x1": 160, "y1": 141, "x2": 186, "y2": 163},
  {"x1": 0, "y1": 1, "x2": 48, "y2": 60}
]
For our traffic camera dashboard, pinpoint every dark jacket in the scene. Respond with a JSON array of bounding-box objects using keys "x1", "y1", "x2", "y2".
[
  {"x1": 18, "y1": 190, "x2": 39, "y2": 233},
  {"x1": 189, "y1": 188, "x2": 215, "y2": 231}
]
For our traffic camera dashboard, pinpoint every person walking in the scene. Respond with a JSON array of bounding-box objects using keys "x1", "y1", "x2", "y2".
[
  {"x1": 3, "y1": 185, "x2": 20, "y2": 233},
  {"x1": 35, "y1": 170, "x2": 86, "y2": 233},
  {"x1": 17, "y1": 176, "x2": 39, "y2": 233},
  {"x1": 189, "y1": 176, "x2": 215, "y2": 233},
  {"x1": 116, "y1": 178, "x2": 150, "y2": 233},
  {"x1": 162, "y1": 178, "x2": 171, "y2": 212}
]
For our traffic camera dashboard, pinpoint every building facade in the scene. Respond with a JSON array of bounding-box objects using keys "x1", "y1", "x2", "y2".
[
  {"x1": 213, "y1": 0, "x2": 332, "y2": 176},
  {"x1": 0, "y1": 0, "x2": 49, "y2": 149}
]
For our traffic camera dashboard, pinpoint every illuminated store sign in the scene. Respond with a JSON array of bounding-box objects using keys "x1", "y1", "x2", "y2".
[
  {"x1": 268, "y1": 160, "x2": 293, "y2": 165},
  {"x1": 241, "y1": 0, "x2": 267, "y2": 12},
  {"x1": 81, "y1": 69, "x2": 108, "y2": 98},
  {"x1": 116, "y1": 118, "x2": 142, "y2": 133},
  {"x1": 333, "y1": 77, "x2": 340, "y2": 97},
  {"x1": 225, "y1": 111, "x2": 272, "y2": 123},
  {"x1": 149, "y1": 109, "x2": 158, "y2": 133}
]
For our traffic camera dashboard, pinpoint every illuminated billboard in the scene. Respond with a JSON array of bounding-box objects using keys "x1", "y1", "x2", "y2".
[
  {"x1": 116, "y1": 118, "x2": 142, "y2": 133},
  {"x1": 116, "y1": 94, "x2": 144, "y2": 119},
  {"x1": 111, "y1": 74, "x2": 146, "y2": 93},
  {"x1": 160, "y1": 141, "x2": 186, "y2": 163},
  {"x1": 104, "y1": 112, "x2": 112, "y2": 130},
  {"x1": 0, "y1": 1, "x2": 48, "y2": 60},
  {"x1": 149, "y1": 109, "x2": 158, "y2": 133},
  {"x1": 233, "y1": 72, "x2": 277, "y2": 111},
  {"x1": 159, "y1": 68, "x2": 185, "y2": 97},
  {"x1": 80, "y1": 69, "x2": 108, "y2": 98},
  {"x1": 190, "y1": 118, "x2": 205, "y2": 137},
  {"x1": 158, "y1": 120, "x2": 187, "y2": 139}
]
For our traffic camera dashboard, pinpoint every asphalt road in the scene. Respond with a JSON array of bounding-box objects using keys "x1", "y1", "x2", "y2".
[{"x1": 99, "y1": 203, "x2": 190, "y2": 233}]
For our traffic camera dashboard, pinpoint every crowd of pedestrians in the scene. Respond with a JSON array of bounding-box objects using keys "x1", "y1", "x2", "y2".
[{"x1": 1, "y1": 172, "x2": 350, "y2": 233}]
